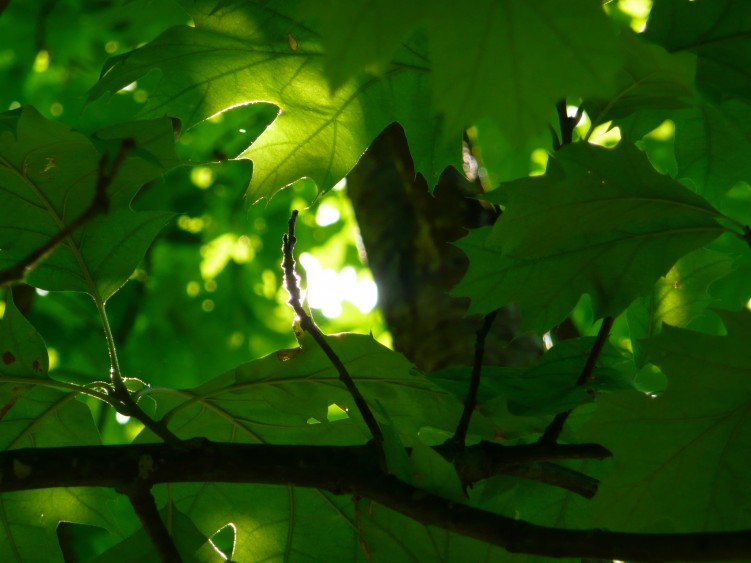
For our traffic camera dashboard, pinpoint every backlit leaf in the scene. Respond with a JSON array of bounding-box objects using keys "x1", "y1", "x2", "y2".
[{"x1": 89, "y1": 0, "x2": 458, "y2": 200}]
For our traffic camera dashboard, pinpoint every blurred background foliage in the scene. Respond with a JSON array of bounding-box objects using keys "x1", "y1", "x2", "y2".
[{"x1": 0, "y1": 0, "x2": 387, "y2": 444}]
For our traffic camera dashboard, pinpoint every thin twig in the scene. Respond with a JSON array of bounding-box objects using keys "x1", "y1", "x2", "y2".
[
  {"x1": 126, "y1": 486, "x2": 183, "y2": 563},
  {"x1": 538, "y1": 316, "x2": 615, "y2": 444},
  {"x1": 0, "y1": 138, "x2": 133, "y2": 287},
  {"x1": 451, "y1": 310, "x2": 498, "y2": 447},
  {"x1": 281, "y1": 210, "x2": 384, "y2": 444}
]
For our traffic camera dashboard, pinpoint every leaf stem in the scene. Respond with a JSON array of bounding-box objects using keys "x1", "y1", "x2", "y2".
[
  {"x1": 538, "y1": 316, "x2": 615, "y2": 444},
  {"x1": 451, "y1": 310, "x2": 498, "y2": 447},
  {"x1": 0, "y1": 375, "x2": 113, "y2": 405},
  {"x1": 281, "y1": 210, "x2": 384, "y2": 445},
  {"x1": 95, "y1": 299, "x2": 180, "y2": 444}
]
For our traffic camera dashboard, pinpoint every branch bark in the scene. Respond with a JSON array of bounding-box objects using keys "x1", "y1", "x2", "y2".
[{"x1": 1, "y1": 441, "x2": 748, "y2": 561}]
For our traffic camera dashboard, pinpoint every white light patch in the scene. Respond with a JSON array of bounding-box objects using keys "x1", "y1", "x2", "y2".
[
  {"x1": 115, "y1": 413, "x2": 131, "y2": 424},
  {"x1": 299, "y1": 254, "x2": 378, "y2": 319},
  {"x1": 35, "y1": 288, "x2": 49, "y2": 296},
  {"x1": 542, "y1": 332, "x2": 554, "y2": 350},
  {"x1": 315, "y1": 203, "x2": 340, "y2": 226}
]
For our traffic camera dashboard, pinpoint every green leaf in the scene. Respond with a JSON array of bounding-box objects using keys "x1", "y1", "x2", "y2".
[
  {"x1": 577, "y1": 311, "x2": 751, "y2": 531},
  {"x1": 0, "y1": 488, "x2": 123, "y2": 563},
  {"x1": 91, "y1": 506, "x2": 222, "y2": 563},
  {"x1": 357, "y1": 497, "x2": 508, "y2": 562},
  {"x1": 432, "y1": 338, "x2": 634, "y2": 419},
  {"x1": 467, "y1": 116, "x2": 550, "y2": 186},
  {"x1": 453, "y1": 143, "x2": 728, "y2": 332},
  {"x1": 57, "y1": 522, "x2": 118, "y2": 563},
  {"x1": 644, "y1": 0, "x2": 751, "y2": 101},
  {"x1": 89, "y1": 0, "x2": 459, "y2": 200},
  {"x1": 0, "y1": 106, "x2": 176, "y2": 302},
  {"x1": 584, "y1": 30, "x2": 696, "y2": 129},
  {"x1": 626, "y1": 247, "x2": 736, "y2": 363},
  {"x1": 0, "y1": 387, "x2": 99, "y2": 450},
  {"x1": 316, "y1": 0, "x2": 428, "y2": 91},
  {"x1": 144, "y1": 333, "x2": 484, "y2": 445},
  {"x1": 0, "y1": 299, "x2": 99, "y2": 450},
  {"x1": 670, "y1": 100, "x2": 751, "y2": 203},
  {"x1": 0, "y1": 291, "x2": 48, "y2": 379},
  {"x1": 428, "y1": 0, "x2": 620, "y2": 140},
  {"x1": 156, "y1": 483, "x2": 361, "y2": 561},
  {"x1": 409, "y1": 440, "x2": 465, "y2": 502}
]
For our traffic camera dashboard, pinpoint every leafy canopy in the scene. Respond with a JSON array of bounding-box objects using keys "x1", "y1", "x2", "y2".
[{"x1": 2, "y1": 0, "x2": 751, "y2": 561}]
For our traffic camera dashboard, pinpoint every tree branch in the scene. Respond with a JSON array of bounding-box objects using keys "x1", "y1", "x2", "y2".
[
  {"x1": 1, "y1": 441, "x2": 748, "y2": 561},
  {"x1": 440, "y1": 440, "x2": 610, "y2": 498},
  {"x1": 450, "y1": 310, "x2": 498, "y2": 447},
  {"x1": 497, "y1": 462, "x2": 599, "y2": 499},
  {"x1": 539, "y1": 316, "x2": 615, "y2": 444},
  {"x1": 281, "y1": 210, "x2": 384, "y2": 444}
]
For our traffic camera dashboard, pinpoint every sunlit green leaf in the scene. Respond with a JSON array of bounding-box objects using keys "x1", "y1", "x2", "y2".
[
  {"x1": 155, "y1": 483, "x2": 360, "y2": 562},
  {"x1": 0, "y1": 488, "x2": 123, "y2": 563},
  {"x1": 91, "y1": 506, "x2": 221, "y2": 563},
  {"x1": 89, "y1": 0, "x2": 458, "y2": 200},
  {"x1": 626, "y1": 246, "x2": 736, "y2": 363}
]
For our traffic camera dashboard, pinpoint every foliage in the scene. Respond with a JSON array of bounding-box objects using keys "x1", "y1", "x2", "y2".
[{"x1": 1, "y1": 0, "x2": 751, "y2": 561}]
